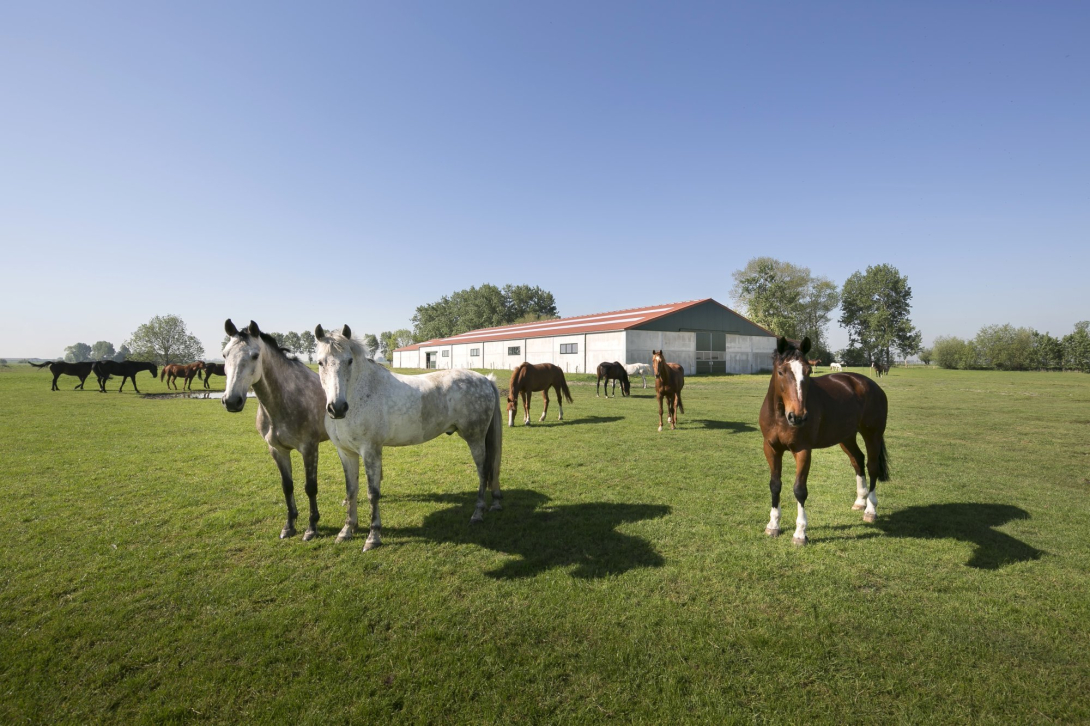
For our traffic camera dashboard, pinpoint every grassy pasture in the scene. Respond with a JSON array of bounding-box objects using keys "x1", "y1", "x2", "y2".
[{"x1": 1, "y1": 362, "x2": 1089, "y2": 723}]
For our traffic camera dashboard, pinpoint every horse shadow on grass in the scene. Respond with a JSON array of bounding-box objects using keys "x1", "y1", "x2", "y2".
[
  {"x1": 690, "y1": 419, "x2": 756, "y2": 433},
  {"x1": 835, "y1": 503, "x2": 1044, "y2": 570},
  {"x1": 533, "y1": 415, "x2": 623, "y2": 427},
  {"x1": 387, "y1": 489, "x2": 670, "y2": 579}
]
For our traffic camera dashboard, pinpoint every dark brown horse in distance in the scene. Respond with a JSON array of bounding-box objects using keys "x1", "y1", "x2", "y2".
[
  {"x1": 92, "y1": 360, "x2": 158, "y2": 393},
  {"x1": 651, "y1": 350, "x2": 684, "y2": 431},
  {"x1": 871, "y1": 360, "x2": 890, "y2": 377},
  {"x1": 507, "y1": 362, "x2": 573, "y2": 426},
  {"x1": 202, "y1": 362, "x2": 226, "y2": 389},
  {"x1": 29, "y1": 360, "x2": 95, "y2": 390},
  {"x1": 161, "y1": 361, "x2": 205, "y2": 390},
  {"x1": 760, "y1": 336, "x2": 890, "y2": 545},
  {"x1": 596, "y1": 361, "x2": 630, "y2": 398}
]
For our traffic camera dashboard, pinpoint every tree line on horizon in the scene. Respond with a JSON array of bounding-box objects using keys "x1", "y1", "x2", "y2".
[{"x1": 924, "y1": 322, "x2": 1090, "y2": 372}]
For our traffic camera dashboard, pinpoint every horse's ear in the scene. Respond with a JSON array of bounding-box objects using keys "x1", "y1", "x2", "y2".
[
  {"x1": 225, "y1": 319, "x2": 238, "y2": 337},
  {"x1": 776, "y1": 337, "x2": 790, "y2": 355},
  {"x1": 248, "y1": 320, "x2": 260, "y2": 335},
  {"x1": 341, "y1": 324, "x2": 352, "y2": 339},
  {"x1": 801, "y1": 337, "x2": 812, "y2": 355},
  {"x1": 314, "y1": 324, "x2": 326, "y2": 342}
]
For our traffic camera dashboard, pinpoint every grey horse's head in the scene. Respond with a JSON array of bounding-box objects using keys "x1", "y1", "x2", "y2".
[{"x1": 314, "y1": 323, "x2": 355, "y2": 419}]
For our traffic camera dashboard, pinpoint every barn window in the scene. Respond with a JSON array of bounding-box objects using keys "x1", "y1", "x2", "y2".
[
  {"x1": 560, "y1": 343, "x2": 578, "y2": 354},
  {"x1": 507, "y1": 346, "x2": 521, "y2": 356},
  {"x1": 442, "y1": 350, "x2": 449, "y2": 357},
  {"x1": 469, "y1": 348, "x2": 480, "y2": 357}
]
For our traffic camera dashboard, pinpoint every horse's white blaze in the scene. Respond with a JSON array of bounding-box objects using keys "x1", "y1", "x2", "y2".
[
  {"x1": 767, "y1": 506, "x2": 781, "y2": 532},
  {"x1": 789, "y1": 360, "x2": 804, "y2": 405},
  {"x1": 854, "y1": 474, "x2": 868, "y2": 507},
  {"x1": 794, "y1": 502, "x2": 808, "y2": 541}
]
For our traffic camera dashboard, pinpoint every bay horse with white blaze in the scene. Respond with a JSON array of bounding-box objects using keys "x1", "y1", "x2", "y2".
[
  {"x1": 596, "y1": 361, "x2": 630, "y2": 397},
  {"x1": 222, "y1": 320, "x2": 330, "y2": 540},
  {"x1": 651, "y1": 350, "x2": 684, "y2": 431},
  {"x1": 507, "y1": 362, "x2": 573, "y2": 426},
  {"x1": 760, "y1": 336, "x2": 890, "y2": 545},
  {"x1": 315, "y1": 324, "x2": 503, "y2": 551}
]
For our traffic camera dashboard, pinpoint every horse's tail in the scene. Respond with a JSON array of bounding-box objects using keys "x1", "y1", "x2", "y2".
[
  {"x1": 560, "y1": 377, "x2": 573, "y2": 403},
  {"x1": 160, "y1": 367, "x2": 166, "y2": 381},
  {"x1": 485, "y1": 375, "x2": 503, "y2": 491},
  {"x1": 878, "y1": 439, "x2": 891, "y2": 482},
  {"x1": 29, "y1": 360, "x2": 52, "y2": 369}
]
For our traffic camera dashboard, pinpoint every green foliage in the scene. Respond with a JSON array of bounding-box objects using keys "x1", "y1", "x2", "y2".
[
  {"x1": 1033, "y1": 331, "x2": 1063, "y2": 371},
  {"x1": 918, "y1": 347, "x2": 932, "y2": 365},
  {"x1": 112, "y1": 345, "x2": 130, "y2": 362},
  {"x1": 840, "y1": 264, "x2": 921, "y2": 364},
  {"x1": 730, "y1": 258, "x2": 839, "y2": 352},
  {"x1": 380, "y1": 329, "x2": 415, "y2": 360},
  {"x1": 90, "y1": 341, "x2": 116, "y2": 361},
  {"x1": 1063, "y1": 321, "x2": 1090, "y2": 372},
  {"x1": 124, "y1": 314, "x2": 205, "y2": 365},
  {"x1": 412, "y1": 284, "x2": 558, "y2": 341},
  {"x1": 1, "y1": 365, "x2": 1088, "y2": 722},
  {"x1": 362, "y1": 333, "x2": 380, "y2": 358},
  {"x1": 282, "y1": 331, "x2": 302, "y2": 355},
  {"x1": 298, "y1": 330, "x2": 317, "y2": 363},
  {"x1": 932, "y1": 336, "x2": 979, "y2": 369},
  {"x1": 835, "y1": 346, "x2": 870, "y2": 367},
  {"x1": 64, "y1": 342, "x2": 92, "y2": 362},
  {"x1": 974, "y1": 325, "x2": 1036, "y2": 371}
]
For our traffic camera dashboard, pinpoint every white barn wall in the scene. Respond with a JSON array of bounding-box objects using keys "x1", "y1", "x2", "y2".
[
  {"x1": 585, "y1": 332, "x2": 626, "y2": 373},
  {"x1": 626, "y1": 330, "x2": 696, "y2": 375},
  {"x1": 552, "y1": 335, "x2": 584, "y2": 373}
]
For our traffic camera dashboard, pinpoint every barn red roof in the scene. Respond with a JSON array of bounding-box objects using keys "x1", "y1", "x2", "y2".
[{"x1": 395, "y1": 299, "x2": 717, "y2": 352}]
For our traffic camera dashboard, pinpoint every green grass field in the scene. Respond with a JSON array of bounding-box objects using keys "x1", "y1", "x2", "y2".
[{"x1": 2, "y1": 362, "x2": 1089, "y2": 723}]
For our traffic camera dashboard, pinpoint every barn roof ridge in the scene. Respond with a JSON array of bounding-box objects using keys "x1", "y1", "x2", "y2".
[{"x1": 394, "y1": 298, "x2": 716, "y2": 352}]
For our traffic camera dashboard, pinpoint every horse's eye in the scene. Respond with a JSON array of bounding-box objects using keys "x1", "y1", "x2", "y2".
[
  {"x1": 318, "y1": 361, "x2": 324, "y2": 367},
  {"x1": 348, "y1": 358, "x2": 353, "y2": 365},
  {"x1": 250, "y1": 353, "x2": 259, "y2": 361}
]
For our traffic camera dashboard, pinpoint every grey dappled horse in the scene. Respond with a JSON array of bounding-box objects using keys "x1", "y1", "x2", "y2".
[
  {"x1": 222, "y1": 319, "x2": 330, "y2": 540},
  {"x1": 315, "y1": 324, "x2": 503, "y2": 551}
]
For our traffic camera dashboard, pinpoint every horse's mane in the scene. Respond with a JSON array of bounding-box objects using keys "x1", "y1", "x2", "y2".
[
  {"x1": 236, "y1": 330, "x2": 307, "y2": 369},
  {"x1": 321, "y1": 331, "x2": 375, "y2": 363},
  {"x1": 773, "y1": 340, "x2": 807, "y2": 364}
]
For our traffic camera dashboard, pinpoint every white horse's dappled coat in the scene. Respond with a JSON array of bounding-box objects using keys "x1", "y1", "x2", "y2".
[
  {"x1": 626, "y1": 363, "x2": 652, "y2": 389},
  {"x1": 315, "y1": 326, "x2": 503, "y2": 551}
]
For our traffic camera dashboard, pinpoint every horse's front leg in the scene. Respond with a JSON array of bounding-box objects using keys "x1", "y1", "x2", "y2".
[
  {"x1": 335, "y1": 448, "x2": 360, "y2": 543},
  {"x1": 657, "y1": 394, "x2": 664, "y2": 432},
  {"x1": 301, "y1": 444, "x2": 321, "y2": 541},
  {"x1": 269, "y1": 446, "x2": 299, "y2": 538},
  {"x1": 764, "y1": 440, "x2": 784, "y2": 536},
  {"x1": 361, "y1": 445, "x2": 383, "y2": 551},
  {"x1": 792, "y1": 449, "x2": 812, "y2": 545}
]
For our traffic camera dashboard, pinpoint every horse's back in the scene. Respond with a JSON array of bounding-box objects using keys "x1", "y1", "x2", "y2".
[{"x1": 814, "y1": 372, "x2": 887, "y2": 429}]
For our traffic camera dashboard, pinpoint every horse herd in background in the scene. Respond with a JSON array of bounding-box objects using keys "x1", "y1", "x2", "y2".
[{"x1": 31, "y1": 322, "x2": 892, "y2": 550}]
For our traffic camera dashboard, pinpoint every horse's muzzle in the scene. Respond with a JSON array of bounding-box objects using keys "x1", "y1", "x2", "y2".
[
  {"x1": 786, "y1": 411, "x2": 808, "y2": 427},
  {"x1": 327, "y1": 401, "x2": 349, "y2": 419},
  {"x1": 222, "y1": 395, "x2": 245, "y2": 413}
]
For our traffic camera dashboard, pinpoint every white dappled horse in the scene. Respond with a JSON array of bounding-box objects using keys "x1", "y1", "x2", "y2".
[
  {"x1": 625, "y1": 362, "x2": 652, "y2": 389},
  {"x1": 315, "y1": 325, "x2": 504, "y2": 551}
]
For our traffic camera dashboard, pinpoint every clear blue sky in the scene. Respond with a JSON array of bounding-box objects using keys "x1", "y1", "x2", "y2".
[{"x1": 2, "y1": 2, "x2": 1087, "y2": 358}]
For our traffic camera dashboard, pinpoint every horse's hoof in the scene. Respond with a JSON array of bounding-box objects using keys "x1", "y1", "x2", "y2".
[
  {"x1": 489, "y1": 502, "x2": 503, "y2": 511},
  {"x1": 336, "y1": 528, "x2": 354, "y2": 543},
  {"x1": 793, "y1": 535, "x2": 808, "y2": 546},
  {"x1": 302, "y1": 529, "x2": 317, "y2": 542},
  {"x1": 863, "y1": 512, "x2": 877, "y2": 524},
  {"x1": 280, "y1": 527, "x2": 296, "y2": 539},
  {"x1": 363, "y1": 539, "x2": 382, "y2": 552},
  {"x1": 852, "y1": 503, "x2": 866, "y2": 511},
  {"x1": 765, "y1": 527, "x2": 780, "y2": 537},
  {"x1": 657, "y1": 426, "x2": 663, "y2": 432},
  {"x1": 470, "y1": 511, "x2": 484, "y2": 523}
]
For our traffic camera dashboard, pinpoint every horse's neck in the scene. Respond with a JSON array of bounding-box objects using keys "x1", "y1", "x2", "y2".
[{"x1": 251, "y1": 346, "x2": 304, "y2": 415}]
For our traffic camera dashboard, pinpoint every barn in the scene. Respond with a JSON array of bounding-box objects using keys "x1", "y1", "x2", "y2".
[{"x1": 392, "y1": 298, "x2": 777, "y2": 375}]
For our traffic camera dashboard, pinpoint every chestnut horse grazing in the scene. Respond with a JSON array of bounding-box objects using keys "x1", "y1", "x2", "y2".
[
  {"x1": 507, "y1": 362, "x2": 573, "y2": 426},
  {"x1": 596, "y1": 361, "x2": 630, "y2": 398},
  {"x1": 760, "y1": 336, "x2": 890, "y2": 545},
  {"x1": 161, "y1": 362, "x2": 205, "y2": 390},
  {"x1": 651, "y1": 350, "x2": 684, "y2": 431}
]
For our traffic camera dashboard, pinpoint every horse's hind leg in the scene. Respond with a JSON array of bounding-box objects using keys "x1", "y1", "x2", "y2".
[
  {"x1": 269, "y1": 446, "x2": 299, "y2": 538},
  {"x1": 554, "y1": 384, "x2": 563, "y2": 420},
  {"x1": 468, "y1": 440, "x2": 490, "y2": 523},
  {"x1": 860, "y1": 431, "x2": 883, "y2": 523},
  {"x1": 301, "y1": 445, "x2": 321, "y2": 541},
  {"x1": 839, "y1": 439, "x2": 868, "y2": 511},
  {"x1": 51, "y1": 373, "x2": 59, "y2": 391},
  {"x1": 540, "y1": 390, "x2": 549, "y2": 422},
  {"x1": 334, "y1": 448, "x2": 360, "y2": 543}
]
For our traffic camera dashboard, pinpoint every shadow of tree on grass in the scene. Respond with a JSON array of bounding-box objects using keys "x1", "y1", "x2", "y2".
[
  {"x1": 388, "y1": 489, "x2": 670, "y2": 579},
  {"x1": 875, "y1": 503, "x2": 1044, "y2": 569}
]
